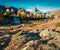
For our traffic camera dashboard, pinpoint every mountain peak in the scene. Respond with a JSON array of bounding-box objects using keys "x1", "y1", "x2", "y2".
[{"x1": 26, "y1": 6, "x2": 42, "y2": 14}]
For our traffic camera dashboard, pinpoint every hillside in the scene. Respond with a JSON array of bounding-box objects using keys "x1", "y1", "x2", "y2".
[
  {"x1": 49, "y1": 9, "x2": 60, "y2": 18},
  {"x1": 0, "y1": 5, "x2": 25, "y2": 14}
]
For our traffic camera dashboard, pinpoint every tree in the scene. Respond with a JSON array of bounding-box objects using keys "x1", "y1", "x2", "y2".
[
  {"x1": 50, "y1": 14, "x2": 54, "y2": 19},
  {"x1": 45, "y1": 14, "x2": 50, "y2": 18},
  {"x1": 21, "y1": 11, "x2": 27, "y2": 20},
  {"x1": 30, "y1": 12, "x2": 33, "y2": 18},
  {"x1": 11, "y1": 9, "x2": 14, "y2": 14},
  {"x1": 37, "y1": 14, "x2": 40, "y2": 18},
  {"x1": 40, "y1": 14, "x2": 44, "y2": 18},
  {"x1": 27, "y1": 14, "x2": 30, "y2": 18},
  {"x1": 0, "y1": 10, "x2": 4, "y2": 23},
  {"x1": 33, "y1": 13, "x2": 37, "y2": 18},
  {"x1": 5, "y1": 9, "x2": 11, "y2": 17},
  {"x1": 17, "y1": 9, "x2": 21, "y2": 17},
  {"x1": 0, "y1": 10, "x2": 3, "y2": 17}
]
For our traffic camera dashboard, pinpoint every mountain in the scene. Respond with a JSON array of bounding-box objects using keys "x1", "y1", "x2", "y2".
[
  {"x1": 43, "y1": 11, "x2": 52, "y2": 16},
  {"x1": 33, "y1": 7, "x2": 42, "y2": 14},
  {"x1": 49, "y1": 9, "x2": 60, "y2": 18},
  {"x1": 0, "y1": 5, "x2": 18, "y2": 13},
  {"x1": 51, "y1": 9, "x2": 60, "y2": 15},
  {"x1": 0, "y1": 5, "x2": 25, "y2": 14},
  {"x1": 0, "y1": 5, "x2": 6, "y2": 12},
  {"x1": 26, "y1": 7, "x2": 42, "y2": 14}
]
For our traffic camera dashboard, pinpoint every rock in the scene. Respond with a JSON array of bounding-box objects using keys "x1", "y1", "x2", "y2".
[
  {"x1": 1, "y1": 42, "x2": 5, "y2": 46},
  {"x1": 26, "y1": 40, "x2": 34, "y2": 46},
  {"x1": 33, "y1": 29, "x2": 39, "y2": 33},
  {"x1": 21, "y1": 46, "x2": 30, "y2": 50},
  {"x1": 54, "y1": 39, "x2": 60, "y2": 48},
  {"x1": 49, "y1": 31, "x2": 60, "y2": 38},
  {"x1": 37, "y1": 44, "x2": 50, "y2": 50},
  {"x1": 0, "y1": 34, "x2": 11, "y2": 50},
  {"x1": 54, "y1": 35, "x2": 60, "y2": 40},
  {"x1": 48, "y1": 40, "x2": 54, "y2": 45},
  {"x1": 39, "y1": 29, "x2": 50, "y2": 37},
  {"x1": 48, "y1": 38, "x2": 60, "y2": 48},
  {"x1": 26, "y1": 40, "x2": 39, "y2": 46},
  {"x1": 5, "y1": 35, "x2": 27, "y2": 50}
]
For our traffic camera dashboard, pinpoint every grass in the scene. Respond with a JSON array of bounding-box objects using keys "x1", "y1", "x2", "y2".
[
  {"x1": 13, "y1": 31, "x2": 23, "y2": 38},
  {"x1": 56, "y1": 22, "x2": 60, "y2": 27}
]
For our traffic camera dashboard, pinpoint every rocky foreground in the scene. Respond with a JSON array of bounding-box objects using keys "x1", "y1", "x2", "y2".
[
  {"x1": 0, "y1": 18, "x2": 60, "y2": 50},
  {"x1": 4, "y1": 29, "x2": 60, "y2": 50}
]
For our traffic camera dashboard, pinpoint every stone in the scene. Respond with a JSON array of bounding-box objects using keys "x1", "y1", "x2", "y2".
[
  {"x1": 48, "y1": 40, "x2": 54, "y2": 45},
  {"x1": 39, "y1": 29, "x2": 50, "y2": 37},
  {"x1": 54, "y1": 39, "x2": 60, "y2": 48},
  {"x1": 26, "y1": 40, "x2": 34, "y2": 46},
  {"x1": 33, "y1": 29, "x2": 40, "y2": 33},
  {"x1": 21, "y1": 46, "x2": 30, "y2": 50},
  {"x1": 48, "y1": 38, "x2": 60, "y2": 48}
]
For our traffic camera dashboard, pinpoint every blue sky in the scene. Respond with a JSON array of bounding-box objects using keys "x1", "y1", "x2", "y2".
[{"x1": 0, "y1": 0, "x2": 60, "y2": 11}]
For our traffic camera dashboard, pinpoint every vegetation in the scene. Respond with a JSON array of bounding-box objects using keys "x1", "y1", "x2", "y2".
[
  {"x1": 0, "y1": 7, "x2": 55, "y2": 22},
  {"x1": 5, "y1": 9, "x2": 11, "y2": 17},
  {"x1": 13, "y1": 31, "x2": 23, "y2": 38},
  {"x1": 0, "y1": 10, "x2": 4, "y2": 22},
  {"x1": 56, "y1": 22, "x2": 60, "y2": 27}
]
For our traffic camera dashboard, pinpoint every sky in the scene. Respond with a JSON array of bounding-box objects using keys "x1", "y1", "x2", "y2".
[{"x1": 0, "y1": 0, "x2": 60, "y2": 12}]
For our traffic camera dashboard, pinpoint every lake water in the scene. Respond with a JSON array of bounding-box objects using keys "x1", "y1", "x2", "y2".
[
  {"x1": 21, "y1": 18, "x2": 50, "y2": 24},
  {"x1": 0, "y1": 18, "x2": 50, "y2": 26}
]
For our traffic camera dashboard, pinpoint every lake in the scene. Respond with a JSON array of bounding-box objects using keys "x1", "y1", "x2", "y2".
[{"x1": 0, "y1": 18, "x2": 50, "y2": 26}]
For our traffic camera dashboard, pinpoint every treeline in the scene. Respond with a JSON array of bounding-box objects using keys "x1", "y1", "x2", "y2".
[{"x1": 0, "y1": 8, "x2": 55, "y2": 21}]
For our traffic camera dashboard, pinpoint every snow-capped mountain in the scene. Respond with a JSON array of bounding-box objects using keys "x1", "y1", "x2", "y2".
[
  {"x1": 26, "y1": 7, "x2": 42, "y2": 14},
  {"x1": 32, "y1": 7, "x2": 42, "y2": 14}
]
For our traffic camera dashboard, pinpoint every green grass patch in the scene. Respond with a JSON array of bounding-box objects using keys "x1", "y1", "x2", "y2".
[
  {"x1": 56, "y1": 22, "x2": 60, "y2": 27},
  {"x1": 13, "y1": 31, "x2": 23, "y2": 38}
]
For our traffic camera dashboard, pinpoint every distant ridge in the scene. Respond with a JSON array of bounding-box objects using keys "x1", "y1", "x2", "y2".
[
  {"x1": 0, "y1": 5, "x2": 25, "y2": 13},
  {"x1": 0, "y1": 5, "x2": 6, "y2": 12}
]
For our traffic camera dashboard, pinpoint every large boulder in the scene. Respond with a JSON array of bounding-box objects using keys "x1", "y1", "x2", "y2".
[
  {"x1": 49, "y1": 31, "x2": 60, "y2": 38},
  {"x1": 39, "y1": 29, "x2": 50, "y2": 37},
  {"x1": 48, "y1": 37, "x2": 60, "y2": 48}
]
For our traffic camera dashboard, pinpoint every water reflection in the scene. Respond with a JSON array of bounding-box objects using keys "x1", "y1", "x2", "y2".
[
  {"x1": 0, "y1": 18, "x2": 50, "y2": 26},
  {"x1": 21, "y1": 18, "x2": 50, "y2": 24}
]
